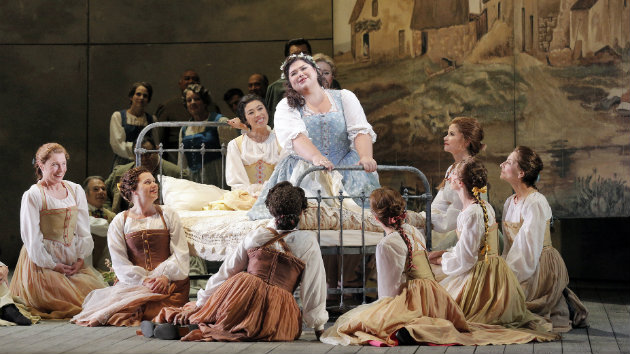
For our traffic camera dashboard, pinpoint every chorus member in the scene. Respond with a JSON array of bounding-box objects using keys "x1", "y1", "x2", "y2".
[
  {"x1": 312, "y1": 53, "x2": 341, "y2": 89},
  {"x1": 149, "y1": 182, "x2": 327, "y2": 341},
  {"x1": 224, "y1": 94, "x2": 283, "y2": 196},
  {"x1": 10, "y1": 143, "x2": 106, "y2": 319},
  {"x1": 72, "y1": 167, "x2": 189, "y2": 327},
  {"x1": 432, "y1": 158, "x2": 551, "y2": 331},
  {"x1": 110, "y1": 82, "x2": 158, "y2": 169},
  {"x1": 500, "y1": 146, "x2": 588, "y2": 331},
  {"x1": 178, "y1": 84, "x2": 225, "y2": 186},
  {"x1": 0, "y1": 261, "x2": 36, "y2": 326},
  {"x1": 248, "y1": 53, "x2": 380, "y2": 220},
  {"x1": 83, "y1": 176, "x2": 116, "y2": 270},
  {"x1": 429, "y1": 117, "x2": 486, "y2": 253}
]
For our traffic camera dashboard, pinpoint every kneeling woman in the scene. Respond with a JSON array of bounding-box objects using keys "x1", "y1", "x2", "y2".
[
  {"x1": 322, "y1": 187, "x2": 555, "y2": 346},
  {"x1": 152, "y1": 181, "x2": 328, "y2": 341},
  {"x1": 72, "y1": 167, "x2": 190, "y2": 326},
  {"x1": 432, "y1": 158, "x2": 553, "y2": 332},
  {"x1": 11, "y1": 143, "x2": 106, "y2": 319},
  {"x1": 500, "y1": 146, "x2": 588, "y2": 331}
]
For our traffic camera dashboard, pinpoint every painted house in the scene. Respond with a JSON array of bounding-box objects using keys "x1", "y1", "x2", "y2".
[
  {"x1": 570, "y1": 0, "x2": 630, "y2": 57},
  {"x1": 348, "y1": 0, "x2": 475, "y2": 63}
]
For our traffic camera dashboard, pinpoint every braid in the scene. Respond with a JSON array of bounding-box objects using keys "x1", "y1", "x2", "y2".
[
  {"x1": 393, "y1": 219, "x2": 415, "y2": 272},
  {"x1": 473, "y1": 189, "x2": 490, "y2": 262}
]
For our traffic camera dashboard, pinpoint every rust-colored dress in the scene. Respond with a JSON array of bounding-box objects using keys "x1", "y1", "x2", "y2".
[
  {"x1": 72, "y1": 206, "x2": 190, "y2": 326},
  {"x1": 157, "y1": 228, "x2": 307, "y2": 341}
]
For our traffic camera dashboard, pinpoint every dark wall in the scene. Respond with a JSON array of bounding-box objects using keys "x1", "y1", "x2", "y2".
[{"x1": 0, "y1": 0, "x2": 333, "y2": 267}]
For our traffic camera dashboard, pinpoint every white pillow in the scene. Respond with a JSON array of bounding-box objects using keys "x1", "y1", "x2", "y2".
[{"x1": 160, "y1": 176, "x2": 227, "y2": 211}]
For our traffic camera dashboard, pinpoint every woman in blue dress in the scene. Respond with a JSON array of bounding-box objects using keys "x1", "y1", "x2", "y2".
[{"x1": 248, "y1": 53, "x2": 380, "y2": 220}]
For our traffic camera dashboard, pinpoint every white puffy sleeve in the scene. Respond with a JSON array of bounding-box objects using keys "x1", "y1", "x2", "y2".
[
  {"x1": 72, "y1": 184, "x2": 95, "y2": 260},
  {"x1": 89, "y1": 216, "x2": 110, "y2": 238},
  {"x1": 441, "y1": 210, "x2": 483, "y2": 277},
  {"x1": 196, "y1": 234, "x2": 249, "y2": 307},
  {"x1": 501, "y1": 196, "x2": 514, "y2": 257},
  {"x1": 149, "y1": 207, "x2": 190, "y2": 281},
  {"x1": 108, "y1": 213, "x2": 149, "y2": 285},
  {"x1": 225, "y1": 139, "x2": 250, "y2": 190},
  {"x1": 376, "y1": 237, "x2": 406, "y2": 299},
  {"x1": 109, "y1": 111, "x2": 133, "y2": 160},
  {"x1": 431, "y1": 167, "x2": 461, "y2": 233},
  {"x1": 274, "y1": 98, "x2": 307, "y2": 154},
  {"x1": 339, "y1": 89, "x2": 376, "y2": 149},
  {"x1": 297, "y1": 232, "x2": 328, "y2": 331},
  {"x1": 20, "y1": 187, "x2": 56, "y2": 269},
  {"x1": 505, "y1": 195, "x2": 551, "y2": 282}
]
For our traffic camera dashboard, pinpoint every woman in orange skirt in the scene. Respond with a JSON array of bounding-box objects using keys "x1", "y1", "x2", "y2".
[
  {"x1": 150, "y1": 181, "x2": 328, "y2": 341},
  {"x1": 72, "y1": 167, "x2": 190, "y2": 326},
  {"x1": 10, "y1": 143, "x2": 106, "y2": 319}
]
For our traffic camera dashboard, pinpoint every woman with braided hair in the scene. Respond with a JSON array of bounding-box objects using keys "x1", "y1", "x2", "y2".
[
  {"x1": 432, "y1": 158, "x2": 554, "y2": 333},
  {"x1": 322, "y1": 187, "x2": 556, "y2": 346},
  {"x1": 150, "y1": 181, "x2": 328, "y2": 341},
  {"x1": 500, "y1": 146, "x2": 588, "y2": 331}
]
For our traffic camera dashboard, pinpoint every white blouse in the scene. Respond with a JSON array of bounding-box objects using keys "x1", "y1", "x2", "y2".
[
  {"x1": 109, "y1": 110, "x2": 156, "y2": 160},
  {"x1": 502, "y1": 192, "x2": 552, "y2": 283},
  {"x1": 196, "y1": 221, "x2": 328, "y2": 330},
  {"x1": 225, "y1": 130, "x2": 285, "y2": 193},
  {"x1": 20, "y1": 181, "x2": 93, "y2": 269},
  {"x1": 439, "y1": 202, "x2": 497, "y2": 298},
  {"x1": 107, "y1": 206, "x2": 190, "y2": 286},
  {"x1": 273, "y1": 89, "x2": 376, "y2": 154},
  {"x1": 431, "y1": 165, "x2": 462, "y2": 234},
  {"x1": 376, "y1": 224, "x2": 426, "y2": 299}
]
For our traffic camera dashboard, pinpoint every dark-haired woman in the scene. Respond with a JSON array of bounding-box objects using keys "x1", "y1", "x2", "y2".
[
  {"x1": 322, "y1": 187, "x2": 555, "y2": 346},
  {"x1": 248, "y1": 53, "x2": 379, "y2": 220},
  {"x1": 151, "y1": 181, "x2": 328, "y2": 341},
  {"x1": 11, "y1": 143, "x2": 106, "y2": 319},
  {"x1": 72, "y1": 167, "x2": 190, "y2": 326},
  {"x1": 224, "y1": 94, "x2": 284, "y2": 197},
  {"x1": 110, "y1": 82, "x2": 157, "y2": 169},
  {"x1": 500, "y1": 147, "x2": 588, "y2": 332},
  {"x1": 432, "y1": 158, "x2": 554, "y2": 335}
]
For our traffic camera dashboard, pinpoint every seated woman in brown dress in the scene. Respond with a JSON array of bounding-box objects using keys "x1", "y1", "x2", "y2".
[
  {"x1": 147, "y1": 181, "x2": 328, "y2": 341},
  {"x1": 72, "y1": 167, "x2": 190, "y2": 326}
]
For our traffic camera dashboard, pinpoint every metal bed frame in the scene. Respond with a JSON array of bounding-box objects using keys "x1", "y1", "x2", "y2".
[{"x1": 134, "y1": 121, "x2": 434, "y2": 309}]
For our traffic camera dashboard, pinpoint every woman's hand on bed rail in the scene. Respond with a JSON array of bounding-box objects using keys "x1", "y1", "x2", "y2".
[
  {"x1": 313, "y1": 154, "x2": 334, "y2": 171},
  {"x1": 358, "y1": 156, "x2": 377, "y2": 173}
]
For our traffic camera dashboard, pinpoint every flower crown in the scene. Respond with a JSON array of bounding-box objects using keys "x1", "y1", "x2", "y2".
[{"x1": 280, "y1": 53, "x2": 319, "y2": 79}]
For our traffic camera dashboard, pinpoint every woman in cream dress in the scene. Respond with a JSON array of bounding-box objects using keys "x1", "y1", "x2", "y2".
[
  {"x1": 500, "y1": 146, "x2": 588, "y2": 332},
  {"x1": 430, "y1": 117, "x2": 486, "y2": 254},
  {"x1": 431, "y1": 158, "x2": 552, "y2": 332},
  {"x1": 322, "y1": 187, "x2": 556, "y2": 346},
  {"x1": 11, "y1": 143, "x2": 106, "y2": 319}
]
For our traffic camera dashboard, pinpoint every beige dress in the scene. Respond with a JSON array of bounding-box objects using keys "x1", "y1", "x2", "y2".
[
  {"x1": 10, "y1": 181, "x2": 106, "y2": 319},
  {"x1": 502, "y1": 192, "x2": 588, "y2": 332},
  {"x1": 440, "y1": 203, "x2": 553, "y2": 332},
  {"x1": 321, "y1": 224, "x2": 557, "y2": 346}
]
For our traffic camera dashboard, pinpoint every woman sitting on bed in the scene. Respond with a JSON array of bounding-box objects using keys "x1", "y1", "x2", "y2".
[
  {"x1": 247, "y1": 53, "x2": 380, "y2": 220},
  {"x1": 146, "y1": 181, "x2": 328, "y2": 341},
  {"x1": 72, "y1": 166, "x2": 190, "y2": 327},
  {"x1": 207, "y1": 95, "x2": 284, "y2": 211}
]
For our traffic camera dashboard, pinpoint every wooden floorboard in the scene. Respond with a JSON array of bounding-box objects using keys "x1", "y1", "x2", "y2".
[{"x1": 2, "y1": 281, "x2": 629, "y2": 354}]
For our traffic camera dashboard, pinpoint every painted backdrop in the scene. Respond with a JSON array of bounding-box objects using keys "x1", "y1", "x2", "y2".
[{"x1": 333, "y1": 0, "x2": 630, "y2": 218}]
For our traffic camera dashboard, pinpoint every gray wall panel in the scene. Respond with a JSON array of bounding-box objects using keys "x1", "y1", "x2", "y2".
[
  {"x1": 0, "y1": 46, "x2": 87, "y2": 266},
  {"x1": 0, "y1": 1, "x2": 86, "y2": 43}
]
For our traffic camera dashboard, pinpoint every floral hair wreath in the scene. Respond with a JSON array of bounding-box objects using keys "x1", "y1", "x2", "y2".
[{"x1": 280, "y1": 53, "x2": 319, "y2": 79}]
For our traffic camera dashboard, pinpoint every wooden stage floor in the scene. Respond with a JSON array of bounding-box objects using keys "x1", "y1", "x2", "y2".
[{"x1": 1, "y1": 280, "x2": 628, "y2": 354}]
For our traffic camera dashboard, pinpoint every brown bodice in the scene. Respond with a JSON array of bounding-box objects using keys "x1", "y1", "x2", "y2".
[
  {"x1": 503, "y1": 219, "x2": 552, "y2": 250},
  {"x1": 246, "y1": 228, "x2": 305, "y2": 293},
  {"x1": 38, "y1": 182, "x2": 78, "y2": 246},
  {"x1": 123, "y1": 206, "x2": 171, "y2": 272}
]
